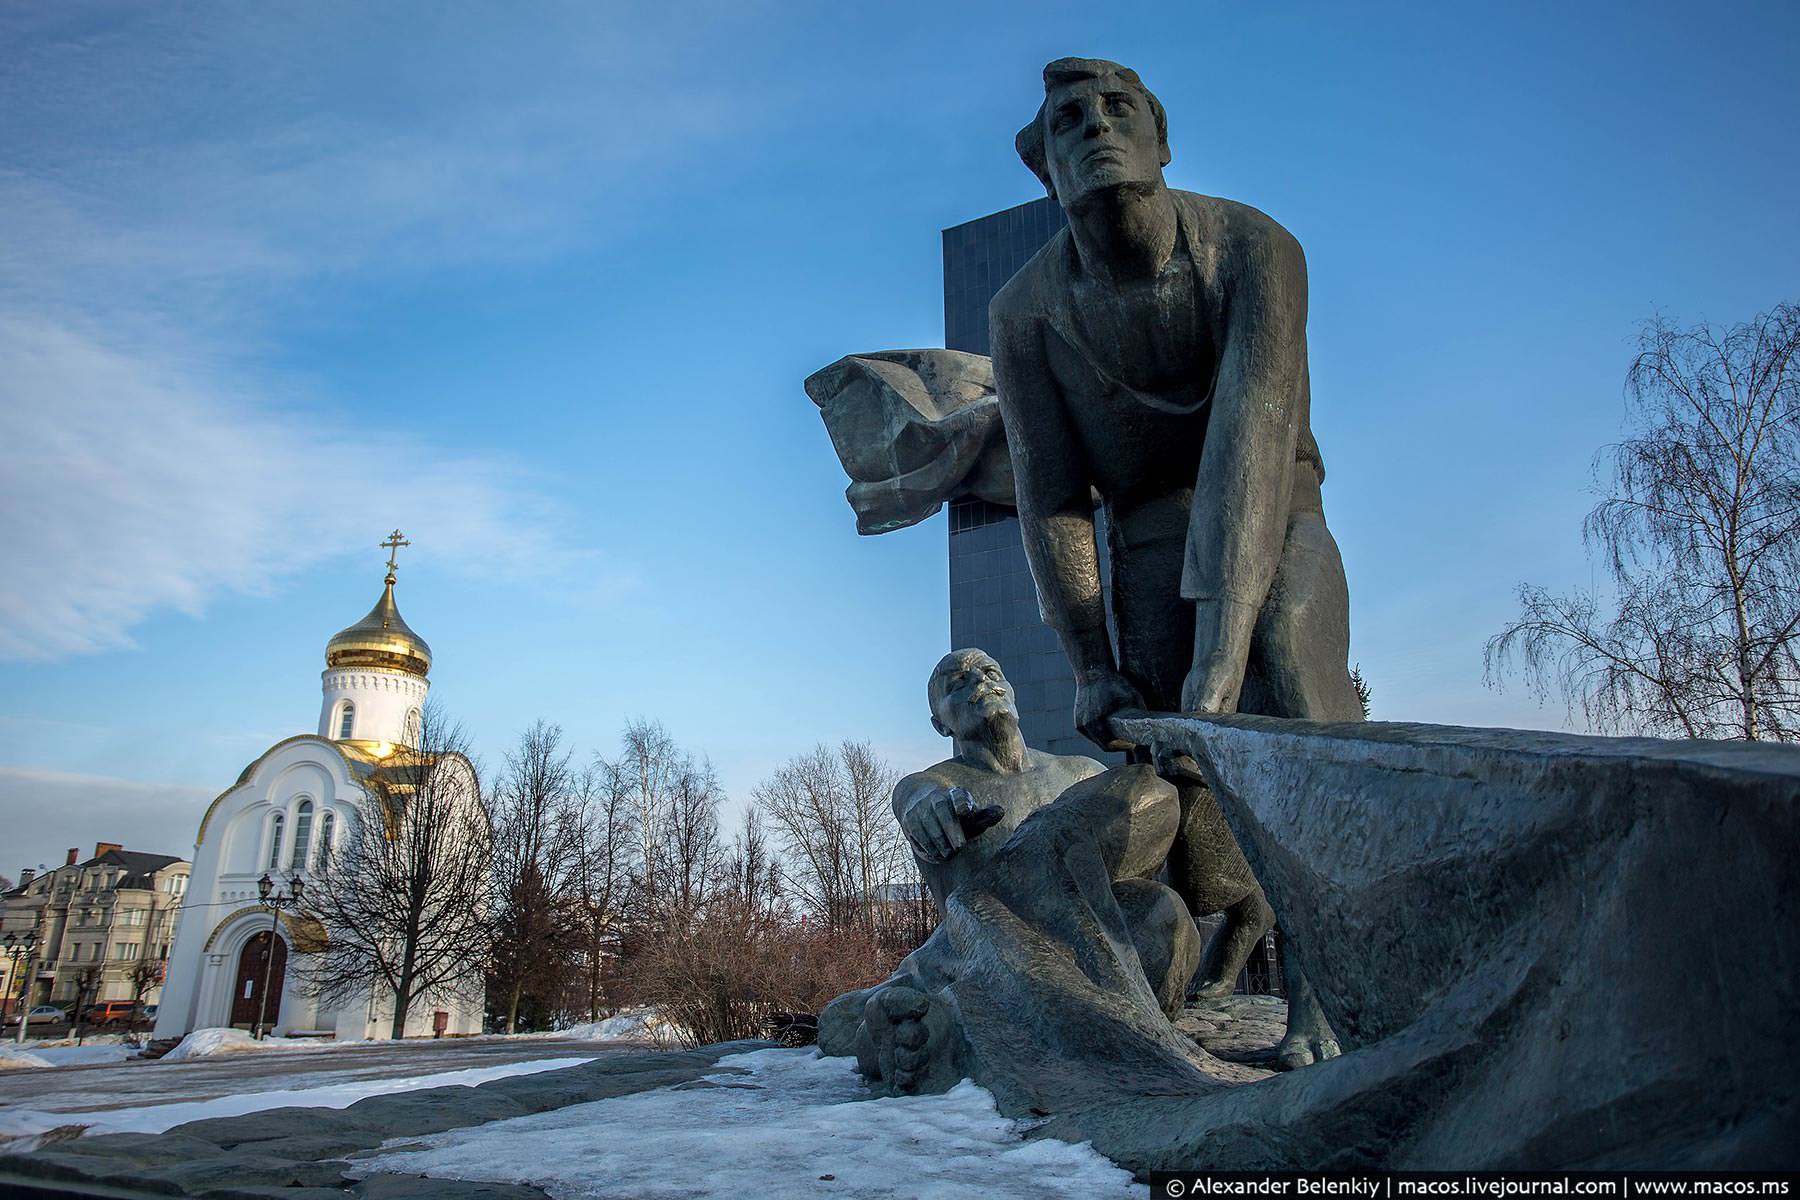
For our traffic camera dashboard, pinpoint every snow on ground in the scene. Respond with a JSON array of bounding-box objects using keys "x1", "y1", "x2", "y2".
[
  {"x1": 3, "y1": 1033, "x2": 136, "y2": 1069},
  {"x1": 0, "y1": 1056, "x2": 597, "y2": 1143},
  {"x1": 355, "y1": 1048, "x2": 1147, "y2": 1200},
  {"x1": 554, "y1": 1008, "x2": 685, "y2": 1045},
  {"x1": 23, "y1": 1043, "x2": 134, "y2": 1068},
  {"x1": 0, "y1": 1047, "x2": 54, "y2": 1070},
  {"x1": 161, "y1": 1027, "x2": 357, "y2": 1061}
]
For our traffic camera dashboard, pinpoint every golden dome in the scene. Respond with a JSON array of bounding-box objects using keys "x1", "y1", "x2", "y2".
[{"x1": 325, "y1": 574, "x2": 431, "y2": 676}]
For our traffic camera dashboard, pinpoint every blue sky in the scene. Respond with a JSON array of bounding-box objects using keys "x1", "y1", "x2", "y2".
[{"x1": 2, "y1": 1, "x2": 1796, "y2": 873}]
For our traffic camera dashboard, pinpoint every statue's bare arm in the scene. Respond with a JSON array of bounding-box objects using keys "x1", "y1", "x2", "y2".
[
  {"x1": 1181, "y1": 223, "x2": 1309, "y2": 714},
  {"x1": 893, "y1": 770, "x2": 970, "y2": 863},
  {"x1": 992, "y1": 303, "x2": 1144, "y2": 749}
]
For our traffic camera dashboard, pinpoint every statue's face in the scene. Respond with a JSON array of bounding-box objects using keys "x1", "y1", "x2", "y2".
[
  {"x1": 932, "y1": 653, "x2": 1017, "y2": 740},
  {"x1": 1043, "y1": 74, "x2": 1163, "y2": 205}
]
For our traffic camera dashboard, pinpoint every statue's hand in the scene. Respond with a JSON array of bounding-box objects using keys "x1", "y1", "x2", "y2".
[
  {"x1": 1075, "y1": 668, "x2": 1145, "y2": 752},
  {"x1": 1180, "y1": 652, "x2": 1244, "y2": 715},
  {"x1": 901, "y1": 785, "x2": 977, "y2": 863},
  {"x1": 1183, "y1": 598, "x2": 1257, "y2": 714}
]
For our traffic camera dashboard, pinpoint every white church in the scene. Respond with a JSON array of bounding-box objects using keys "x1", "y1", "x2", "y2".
[{"x1": 155, "y1": 538, "x2": 486, "y2": 1040}]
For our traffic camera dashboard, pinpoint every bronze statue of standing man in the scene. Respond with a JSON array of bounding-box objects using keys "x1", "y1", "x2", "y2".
[{"x1": 991, "y1": 57, "x2": 1363, "y2": 1067}]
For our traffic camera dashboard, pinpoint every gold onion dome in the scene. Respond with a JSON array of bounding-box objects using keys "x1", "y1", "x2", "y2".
[{"x1": 325, "y1": 571, "x2": 432, "y2": 677}]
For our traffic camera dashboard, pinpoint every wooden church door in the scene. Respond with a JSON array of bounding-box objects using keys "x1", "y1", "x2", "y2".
[{"x1": 231, "y1": 930, "x2": 287, "y2": 1027}]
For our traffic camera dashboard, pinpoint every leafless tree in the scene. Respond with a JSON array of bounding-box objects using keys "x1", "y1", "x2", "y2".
[
  {"x1": 1488, "y1": 303, "x2": 1800, "y2": 740},
  {"x1": 723, "y1": 803, "x2": 785, "y2": 920},
  {"x1": 488, "y1": 720, "x2": 578, "y2": 1033},
  {"x1": 615, "y1": 719, "x2": 679, "y2": 901},
  {"x1": 304, "y1": 702, "x2": 492, "y2": 1037},
  {"x1": 654, "y1": 756, "x2": 725, "y2": 923},
  {"x1": 126, "y1": 957, "x2": 163, "y2": 1030},
  {"x1": 68, "y1": 965, "x2": 104, "y2": 1040},
  {"x1": 752, "y1": 742, "x2": 907, "y2": 933},
  {"x1": 564, "y1": 759, "x2": 633, "y2": 1021}
]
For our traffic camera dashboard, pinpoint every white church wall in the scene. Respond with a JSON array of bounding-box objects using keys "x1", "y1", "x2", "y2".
[{"x1": 318, "y1": 668, "x2": 427, "y2": 747}]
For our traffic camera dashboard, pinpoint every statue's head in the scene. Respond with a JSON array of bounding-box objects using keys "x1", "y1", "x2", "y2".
[
  {"x1": 928, "y1": 648, "x2": 1018, "y2": 740},
  {"x1": 1016, "y1": 57, "x2": 1170, "y2": 206}
]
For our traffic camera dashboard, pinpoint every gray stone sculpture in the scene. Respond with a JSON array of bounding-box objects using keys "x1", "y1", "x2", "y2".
[
  {"x1": 992, "y1": 55, "x2": 1361, "y2": 1067},
  {"x1": 805, "y1": 53, "x2": 1800, "y2": 1174},
  {"x1": 818, "y1": 756, "x2": 1231, "y2": 1101},
  {"x1": 806, "y1": 58, "x2": 1360, "y2": 1067},
  {"x1": 825, "y1": 710, "x2": 1800, "y2": 1171},
  {"x1": 803, "y1": 350, "x2": 1012, "y2": 534},
  {"x1": 819, "y1": 649, "x2": 1202, "y2": 1087}
]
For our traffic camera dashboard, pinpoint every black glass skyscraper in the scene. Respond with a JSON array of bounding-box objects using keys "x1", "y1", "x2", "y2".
[{"x1": 942, "y1": 198, "x2": 1116, "y2": 760}]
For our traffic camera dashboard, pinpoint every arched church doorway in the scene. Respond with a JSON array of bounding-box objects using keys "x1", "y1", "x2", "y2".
[{"x1": 231, "y1": 930, "x2": 287, "y2": 1028}]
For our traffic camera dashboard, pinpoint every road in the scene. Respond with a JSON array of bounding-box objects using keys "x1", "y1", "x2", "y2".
[{"x1": 0, "y1": 1035, "x2": 649, "y2": 1121}]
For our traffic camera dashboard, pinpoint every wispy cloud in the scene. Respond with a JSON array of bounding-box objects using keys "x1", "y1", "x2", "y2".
[
  {"x1": 0, "y1": 313, "x2": 642, "y2": 660},
  {"x1": 0, "y1": 6, "x2": 748, "y2": 661}
]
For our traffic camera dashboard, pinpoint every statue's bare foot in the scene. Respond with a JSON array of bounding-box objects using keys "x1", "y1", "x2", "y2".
[
  {"x1": 1271, "y1": 949, "x2": 1340, "y2": 1071},
  {"x1": 857, "y1": 984, "x2": 967, "y2": 1096},
  {"x1": 1190, "y1": 974, "x2": 1237, "y2": 999},
  {"x1": 1274, "y1": 1029, "x2": 1341, "y2": 1071}
]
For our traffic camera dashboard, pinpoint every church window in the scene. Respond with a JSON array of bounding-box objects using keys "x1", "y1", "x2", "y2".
[
  {"x1": 291, "y1": 801, "x2": 314, "y2": 871},
  {"x1": 338, "y1": 703, "x2": 356, "y2": 740},
  {"x1": 316, "y1": 812, "x2": 337, "y2": 870},
  {"x1": 403, "y1": 708, "x2": 421, "y2": 746},
  {"x1": 268, "y1": 812, "x2": 285, "y2": 871}
]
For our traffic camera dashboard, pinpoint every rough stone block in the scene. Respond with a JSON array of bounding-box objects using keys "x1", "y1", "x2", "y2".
[
  {"x1": 343, "y1": 1085, "x2": 527, "y2": 1137},
  {"x1": 170, "y1": 1105, "x2": 368, "y2": 1148}
]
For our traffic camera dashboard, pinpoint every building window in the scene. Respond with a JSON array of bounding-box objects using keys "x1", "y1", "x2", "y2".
[
  {"x1": 290, "y1": 800, "x2": 314, "y2": 871},
  {"x1": 268, "y1": 812, "x2": 285, "y2": 871},
  {"x1": 403, "y1": 707, "x2": 421, "y2": 746},
  {"x1": 173, "y1": 875, "x2": 186, "y2": 896},
  {"x1": 337, "y1": 703, "x2": 355, "y2": 740},
  {"x1": 316, "y1": 812, "x2": 336, "y2": 871},
  {"x1": 114, "y1": 943, "x2": 139, "y2": 960}
]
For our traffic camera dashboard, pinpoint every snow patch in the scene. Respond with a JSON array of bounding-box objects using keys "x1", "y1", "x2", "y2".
[
  {"x1": 555, "y1": 1008, "x2": 684, "y2": 1045},
  {"x1": 0, "y1": 1047, "x2": 54, "y2": 1070},
  {"x1": 162, "y1": 1027, "x2": 346, "y2": 1060},
  {"x1": 354, "y1": 1048, "x2": 1145, "y2": 1199},
  {"x1": 28, "y1": 1043, "x2": 134, "y2": 1067}
]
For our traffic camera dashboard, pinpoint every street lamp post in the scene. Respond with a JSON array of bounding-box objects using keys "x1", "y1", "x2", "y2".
[
  {"x1": 253, "y1": 873, "x2": 304, "y2": 1040},
  {"x1": 3, "y1": 930, "x2": 39, "y2": 1045}
]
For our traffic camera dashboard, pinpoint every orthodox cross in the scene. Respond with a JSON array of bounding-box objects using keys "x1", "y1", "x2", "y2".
[{"x1": 381, "y1": 530, "x2": 411, "y2": 582}]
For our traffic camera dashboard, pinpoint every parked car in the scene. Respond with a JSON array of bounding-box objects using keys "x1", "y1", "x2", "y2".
[
  {"x1": 25, "y1": 1005, "x2": 67, "y2": 1024},
  {"x1": 86, "y1": 1000, "x2": 139, "y2": 1025}
]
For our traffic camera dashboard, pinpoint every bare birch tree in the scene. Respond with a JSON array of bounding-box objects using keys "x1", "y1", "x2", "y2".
[
  {"x1": 752, "y1": 741, "x2": 906, "y2": 932},
  {"x1": 1488, "y1": 303, "x2": 1800, "y2": 740},
  {"x1": 614, "y1": 719, "x2": 679, "y2": 904},
  {"x1": 655, "y1": 756, "x2": 725, "y2": 922},
  {"x1": 305, "y1": 703, "x2": 491, "y2": 1037},
  {"x1": 488, "y1": 720, "x2": 577, "y2": 1033}
]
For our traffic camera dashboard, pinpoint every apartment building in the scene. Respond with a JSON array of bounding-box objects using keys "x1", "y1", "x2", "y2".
[{"x1": 1, "y1": 843, "x2": 190, "y2": 1017}]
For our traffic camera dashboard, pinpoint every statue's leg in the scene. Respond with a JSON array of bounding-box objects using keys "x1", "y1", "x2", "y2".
[
  {"x1": 853, "y1": 984, "x2": 968, "y2": 1095},
  {"x1": 1237, "y1": 499, "x2": 1363, "y2": 725},
  {"x1": 1112, "y1": 877, "x2": 1203, "y2": 1019},
  {"x1": 1189, "y1": 883, "x2": 1275, "y2": 998},
  {"x1": 1237, "y1": 491, "x2": 1360, "y2": 1068},
  {"x1": 1109, "y1": 517, "x2": 1273, "y2": 1001},
  {"x1": 1273, "y1": 939, "x2": 1341, "y2": 1070}
]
